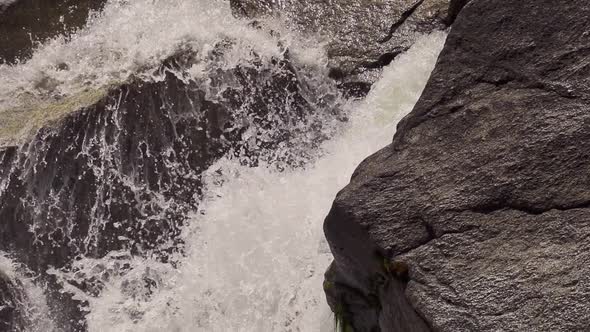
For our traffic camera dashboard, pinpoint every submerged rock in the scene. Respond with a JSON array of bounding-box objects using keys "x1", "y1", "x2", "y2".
[
  {"x1": 231, "y1": 0, "x2": 456, "y2": 90},
  {"x1": 323, "y1": 0, "x2": 590, "y2": 330},
  {"x1": 0, "y1": 0, "x2": 107, "y2": 64}
]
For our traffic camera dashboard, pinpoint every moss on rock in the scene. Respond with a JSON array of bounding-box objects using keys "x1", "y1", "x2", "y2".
[{"x1": 0, "y1": 88, "x2": 109, "y2": 147}]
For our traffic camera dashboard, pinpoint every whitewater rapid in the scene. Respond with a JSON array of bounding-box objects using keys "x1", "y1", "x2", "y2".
[
  {"x1": 0, "y1": 0, "x2": 325, "y2": 111},
  {"x1": 0, "y1": 0, "x2": 446, "y2": 331},
  {"x1": 0, "y1": 254, "x2": 54, "y2": 332},
  {"x1": 76, "y1": 32, "x2": 445, "y2": 332}
]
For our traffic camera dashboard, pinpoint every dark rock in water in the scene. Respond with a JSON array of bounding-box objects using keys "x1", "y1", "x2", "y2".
[
  {"x1": 230, "y1": 0, "x2": 455, "y2": 90},
  {"x1": 445, "y1": 0, "x2": 471, "y2": 24},
  {"x1": 0, "y1": 42, "x2": 342, "y2": 329},
  {"x1": 0, "y1": 270, "x2": 27, "y2": 332},
  {"x1": 0, "y1": 0, "x2": 107, "y2": 64},
  {"x1": 323, "y1": 0, "x2": 590, "y2": 330}
]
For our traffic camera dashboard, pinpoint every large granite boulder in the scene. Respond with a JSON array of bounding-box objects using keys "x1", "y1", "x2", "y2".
[
  {"x1": 0, "y1": 0, "x2": 107, "y2": 64},
  {"x1": 323, "y1": 0, "x2": 590, "y2": 330},
  {"x1": 231, "y1": 0, "x2": 457, "y2": 95}
]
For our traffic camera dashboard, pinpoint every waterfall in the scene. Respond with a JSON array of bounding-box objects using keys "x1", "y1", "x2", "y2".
[
  {"x1": 76, "y1": 31, "x2": 445, "y2": 332},
  {"x1": 0, "y1": 0, "x2": 446, "y2": 330}
]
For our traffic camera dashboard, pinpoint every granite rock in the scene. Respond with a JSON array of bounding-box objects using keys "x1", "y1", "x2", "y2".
[{"x1": 324, "y1": 0, "x2": 590, "y2": 330}]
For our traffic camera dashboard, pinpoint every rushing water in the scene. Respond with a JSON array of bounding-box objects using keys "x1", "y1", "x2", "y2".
[
  {"x1": 0, "y1": 0, "x2": 17, "y2": 9},
  {"x1": 0, "y1": 0, "x2": 446, "y2": 331},
  {"x1": 74, "y1": 31, "x2": 445, "y2": 332},
  {"x1": 0, "y1": 254, "x2": 54, "y2": 332},
  {"x1": 0, "y1": 0, "x2": 325, "y2": 111}
]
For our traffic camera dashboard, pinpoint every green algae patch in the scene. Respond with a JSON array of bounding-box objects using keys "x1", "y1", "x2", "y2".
[{"x1": 0, "y1": 88, "x2": 109, "y2": 148}]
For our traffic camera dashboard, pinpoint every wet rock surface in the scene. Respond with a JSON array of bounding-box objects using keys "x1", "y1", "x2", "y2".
[
  {"x1": 323, "y1": 0, "x2": 590, "y2": 330},
  {"x1": 231, "y1": 0, "x2": 454, "y2": 89},
  {"x1": 0, "y1": 0, "x2": 107, "y2": 64}
]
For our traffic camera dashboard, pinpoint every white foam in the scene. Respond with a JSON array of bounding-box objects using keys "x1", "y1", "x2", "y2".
[
  {"x1": 2, "y1": 0, "x2": 446, "y2": 329},
  {"x1": 0, "y1": 0, "x2": 326, "y2": 111},
  {"x1": 0, "y1": 253, "x2": 55, "y2": 332},
  {"x1": 78, "y1": 31, "x2": 447, "y2": 332}
]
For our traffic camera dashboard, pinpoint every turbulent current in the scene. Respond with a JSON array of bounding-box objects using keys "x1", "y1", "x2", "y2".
[{"x1": 0, "y1": 0, "x2": 446, "y2": 331}]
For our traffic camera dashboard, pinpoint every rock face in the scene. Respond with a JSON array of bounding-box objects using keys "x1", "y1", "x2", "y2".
[
  {"x1": 230, "y1": 0, "x2": 454, "y2": 93},
  {"x1": 0, "y1": 0, "x2": 107, "y2": 64},
  {"x1": 324, "y1": 0, "x2": 590, "y2": 330}
]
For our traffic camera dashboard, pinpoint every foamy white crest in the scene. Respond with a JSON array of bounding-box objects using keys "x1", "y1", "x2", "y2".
[
  {"x1": 0, "y1": 252, "x2": 55, "y2": 332},
  {"x1": 0, "y1": 0, "x2": 326, "y2": 110},
  {"x1": 78, "y1": 31, "x2": 447, "y2": 332}
]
